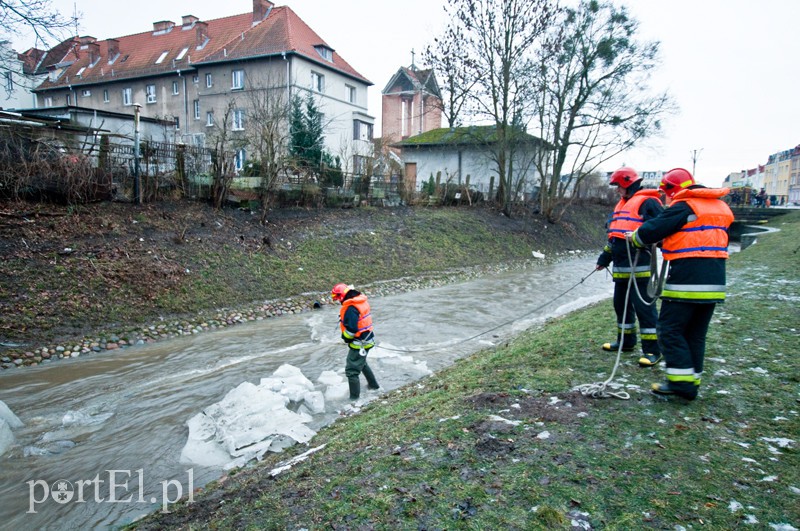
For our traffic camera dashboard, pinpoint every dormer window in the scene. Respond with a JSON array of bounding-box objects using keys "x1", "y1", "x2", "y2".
[
  {"x1": 155, "y1": 50, "x2": 169, "y2": 64},
  {"x1": 175, "y1": 47, "x2": 189, "y2": 61},
  {"x1": 314, "y1": 45, "x2": 333, "y2": 62},
  {"x1": 76, "y1": 66, "x2": 86, "y2": 77}
]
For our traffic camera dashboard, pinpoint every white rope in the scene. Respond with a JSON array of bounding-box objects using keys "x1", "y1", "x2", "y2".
[{"x1": 573, "y1": 248, "x2": 643, "y2": 400}]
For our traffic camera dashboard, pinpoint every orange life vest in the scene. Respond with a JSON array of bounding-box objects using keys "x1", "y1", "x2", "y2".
[
  {"x1": 662, "y1": 188, "x2": 734, "y2": 260},
  {"x1": 607, "y1": 190, "x2": 662, "y2": 240},
  {"x1": 339, "y1": 294, "x2": 373, "y2": 338}
]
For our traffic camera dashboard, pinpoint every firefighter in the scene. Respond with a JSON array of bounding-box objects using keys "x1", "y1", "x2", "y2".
[
  {"x1": 629, "y1": 168, "x2": 734, "y2": 400},
  {"x1": 596, "y1": 167, "x2": 664, "y2": 366},
  {"x1": 331, "y1": 282, "x2": 381, "y2": 400}
]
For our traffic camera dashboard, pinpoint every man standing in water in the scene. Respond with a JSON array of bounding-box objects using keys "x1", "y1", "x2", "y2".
[{"x1": 331, "y1": 283, "x2": 380, "y2": 401}]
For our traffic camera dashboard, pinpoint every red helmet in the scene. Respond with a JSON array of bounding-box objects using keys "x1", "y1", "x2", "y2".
[
  {"x1": 331, "y1": 283, "x2": 351, "y2": 302},
  {"x1": 659, "y1": 168, "x2": 694, "y2": 198},
  {"x1": 609, "y1": 167, "x2": 642, "y2": 189}
]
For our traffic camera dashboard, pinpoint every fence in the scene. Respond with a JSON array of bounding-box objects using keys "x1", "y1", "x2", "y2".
[{"x1": 0, "y1": 124, "x2": 493, "y2": 208}]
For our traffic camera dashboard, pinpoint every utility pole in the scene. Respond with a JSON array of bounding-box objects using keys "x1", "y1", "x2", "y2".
[
  {"x1": 133, "y1": 103, "x2": 142, "y2": 205},
  {"x1": 691, "y1": 148, "x2": 703, "y2": 177}
]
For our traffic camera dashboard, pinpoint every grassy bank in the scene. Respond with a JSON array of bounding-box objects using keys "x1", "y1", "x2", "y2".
[
  {"x1": 133, "y1": 211, "x2": 800, "y2": 530},
  {"x1": 0, "y1": 201, "x2": 607, "y2": 357}
]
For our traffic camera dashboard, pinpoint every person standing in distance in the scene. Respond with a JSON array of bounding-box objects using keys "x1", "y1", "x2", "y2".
[
  {"x1": 596, "y1": 167, "x2": 664, "y2": 366},
  {"x1": 331, "y1": 283, "x2": 380, "y2": 401},
  {"x1": 629, "y1": 168, "x2": 734, "y2": 400}
]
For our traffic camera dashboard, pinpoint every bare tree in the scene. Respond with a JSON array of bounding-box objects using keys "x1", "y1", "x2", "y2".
[
  {"x1": 530, "y1": 0, "x2": 674, "y2": 222},
  {"x1": 427, "y1": 0, "x2": 559, "y2": 216},
  {"x1": 423, "y1": 25, "x2": 476, "y2": 129},
  {"x1": 207, "y1": 101, "x2": 245, "y2": 210},
  {"x1": 244, "y1": 75, "x2": 293, "y2": 222},
  {"x1": 1, "y1": 0, "x2": 76, "y2": 95}
]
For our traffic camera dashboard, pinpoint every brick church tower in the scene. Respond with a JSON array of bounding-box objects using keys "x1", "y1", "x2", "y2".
[{"x1": 381, "y1": 59, "x2": 443, "y2": 148}]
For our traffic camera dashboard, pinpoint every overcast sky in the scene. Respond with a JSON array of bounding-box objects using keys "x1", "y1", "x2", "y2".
[{"x1": 12, "y1": 0, "x2": 800, "y2": 186}]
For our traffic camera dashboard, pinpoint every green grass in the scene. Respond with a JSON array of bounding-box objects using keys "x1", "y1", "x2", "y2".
[{"x1": 132, "y1": 211, "x2": 800, "y2": 530}]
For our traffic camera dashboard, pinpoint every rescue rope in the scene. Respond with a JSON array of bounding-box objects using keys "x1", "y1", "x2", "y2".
[
  {"x1": 573, "y1": 238, "x2": 663, "y2": 399},
  {"x1": 572, "y1": 259, "x2": 637, "y2": 400},
  {"x1": 625, "y1": 241, "x2": 667, "y2": 306},
  {"x1": 378, "y1": 268, "x2": 601, "y2": 354}
]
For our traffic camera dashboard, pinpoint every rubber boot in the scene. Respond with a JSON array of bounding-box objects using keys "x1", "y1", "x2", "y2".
[
  {"x1": 362, "y1": 364, "x2": 380, "y2": 391},
  {"x1": 348, "y1": 378, "x2": 360, "y2": 400}
]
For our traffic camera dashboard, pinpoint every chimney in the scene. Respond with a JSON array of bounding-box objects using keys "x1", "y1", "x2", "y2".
[
  {"x1": 87, "y1": 41, "x2": 101, "y2": 64},
  {"x1": 106, "y1": 38, "x2": 119, "y2": 60},
  {"x1": 253, "y1": 0, "x2": 274, "y2": 24},
  {"x1": 195, "y1": 21, "x2": 209, "y2": 49},
  {"x1": 78, "y1": 35, "x2": 97, "y2": 46},
  {"x1": 153, "y1": 20, "x2": 175, "y2": 33},
  {"x1": 182, "y1": 15, "x2": 198, "y2": 28}
]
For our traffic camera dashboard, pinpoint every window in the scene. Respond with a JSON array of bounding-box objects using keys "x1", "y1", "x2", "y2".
[
  {"x1": 76, "y1": 67, "x2": 86, "y2": 77},
  {"x1": 205, "y1": 73, "x2": 212, "y2": 88},
  {"x1": 346, "y1": 84, "x2": 356, "y2": 103},
  {"x1": 311, "y1": 71, "x2": 324, "y2": 92},
  {"x1": 172, "y1": 81, "x2": 179, "y2": 95},
  {"x1": 81, "y1": 89, "x2": 91, "y2": 97},
  {"x1": 175, "y1": 47, "x2": 189, "y2": 61},
  {"x1": 103, "y1": 89, "x2": 109, "y2": 102},
  {"x1": 44, "y1": 96, "x2": 53, "y2": 107},
  {"x1": 232, "y1": 109, "x2": 245, "y2": 130},
  {"x1": 353, "y1": 120, "x2": 373, "y2": 141},
  {"x1": 175, "y1": 117, "x2": 180, "y2": 130},
  {"x1": 155, "y1": 50, "x2": 169, "y2": 64},
  {"x1": 146, "y1": 84, "x2": 156, "y2": 103},
  {"x1": 192, "y1": 75, "x2": 199, "y2": 84},
  {"x1": 66, "y1": 94, "x2": 71, "y2": 105},
  {"x1": 234, "y1": 149, "x2": 246, "y2": 172},
  {"x1": 4, "y1": 72, "x2": 12, "y2": 91},
  {"x1": 353, "y1": 155, "x2": 369, "y2": 175},
  {"x1": 122, "y1": 87, "x2": 132, "y2": 105},
  {"x1": 206, "y1": 111, "x2": 214, "y2": 127},
  {"x1": 315, "y1": 45, "x2": 332, "y2": 62},
  {"x1": 232, "y1": 69, "x2": 244, "y2": 90},
  {"x1": 193, "y1": 99, "x2": 200, "y2": 119}
]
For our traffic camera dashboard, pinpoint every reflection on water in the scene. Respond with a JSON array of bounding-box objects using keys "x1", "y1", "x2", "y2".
[{"x1": 0, "y1": 256, "x2": 612, "y2": 529}]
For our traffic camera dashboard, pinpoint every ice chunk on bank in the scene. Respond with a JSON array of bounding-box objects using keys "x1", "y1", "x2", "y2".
[
  {"x1": 179, "y1": 364, "x2": 320, "y2": 468},
  {"x1": 0, "y1": 419, "x2": 14, "y2": 457},
  {"x1": 0, "y1": 400, "x2": 23, "y2": 428}
]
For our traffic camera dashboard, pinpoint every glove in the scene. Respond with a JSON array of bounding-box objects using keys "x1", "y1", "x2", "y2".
[{"x1": 625, "y1": 231, "x2": 644, "y2": 248}]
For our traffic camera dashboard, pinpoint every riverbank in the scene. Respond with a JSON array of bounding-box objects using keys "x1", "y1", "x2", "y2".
[
  {"x1": 132, "y1": 210, "x2": 800, "y2": 530},
  {"x1": 0, "y1": 200, "x2": 610, "y2": 369}
]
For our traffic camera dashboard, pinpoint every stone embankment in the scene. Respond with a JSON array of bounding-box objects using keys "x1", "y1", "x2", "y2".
[{"x1": 1, "y1": 255, "x2": 579, "y2": 370}]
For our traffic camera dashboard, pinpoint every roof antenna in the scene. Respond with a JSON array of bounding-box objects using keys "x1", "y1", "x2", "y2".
[
  {"x1": 73, "y1": 2, "x2": 79, "y2": 37},
  {"x1": 410, "y1": 48, "x2": 415, "y2": 69}
]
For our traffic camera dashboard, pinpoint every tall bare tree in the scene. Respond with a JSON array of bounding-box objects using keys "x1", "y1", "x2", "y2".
[
  {"x1": 530, "y1": 0, "x2": 674, "y2": 222},
  {"x1": 244, "y1": 75, "x2": 293, "y2": 222},
  {"x1": 423, "y1": 25, "x2": 476, "y2": 129},
  {"x1": 427, "y1": 0, "x2": 559, "y2": 216}
]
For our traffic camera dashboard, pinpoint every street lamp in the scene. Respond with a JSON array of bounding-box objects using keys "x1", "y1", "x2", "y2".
[{"x1": 133, "y1": 103, "x2": 142, "y2": 205}]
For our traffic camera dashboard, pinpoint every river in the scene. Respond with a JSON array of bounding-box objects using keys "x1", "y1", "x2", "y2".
[{"x1": 0, "y1": 255, "x2": 612, "y2": 529}]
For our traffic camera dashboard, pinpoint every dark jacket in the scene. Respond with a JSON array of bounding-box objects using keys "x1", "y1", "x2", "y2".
[{"x1": 634, "y1": 185, "x2": 731, "y2": 303}]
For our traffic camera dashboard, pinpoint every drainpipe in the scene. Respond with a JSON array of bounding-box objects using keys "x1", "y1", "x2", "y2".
[{"x1": 282, "y1": 52, "x2": 290, "y2": 103}]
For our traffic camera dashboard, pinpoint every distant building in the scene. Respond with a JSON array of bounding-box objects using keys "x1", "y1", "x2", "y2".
[
  {"x1": 764, "y1": 147, "x2": 795, "y2": 205},
  {"x1": 28, "y1": 0, "x2": 374, "y2": 173},
  {"x1": 381, "y1": 64, "x2": 442, "y2": 148},
  {"x1": 393, "y1": 126, "x2": 545, "y2": 198},
  {"x1": 0, "y1": 41, "x2": 43, "y2": 110}
]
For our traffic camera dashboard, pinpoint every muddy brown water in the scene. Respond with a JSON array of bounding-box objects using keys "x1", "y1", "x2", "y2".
[{"x1": 0, "y1": 256, "x2": 612, "y2": 529}]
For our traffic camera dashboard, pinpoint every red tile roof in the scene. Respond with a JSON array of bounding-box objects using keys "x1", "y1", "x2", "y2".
[{"x1": 36, "y1": 5, "x2": 370, "y2": 91}]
